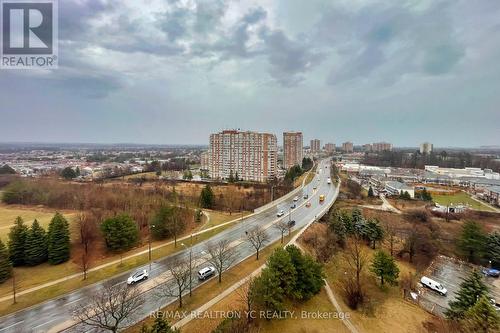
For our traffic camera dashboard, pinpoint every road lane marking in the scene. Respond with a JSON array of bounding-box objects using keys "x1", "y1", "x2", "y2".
[{"x1": 0, "y1": 320, "x2": 25, "y2": 331}]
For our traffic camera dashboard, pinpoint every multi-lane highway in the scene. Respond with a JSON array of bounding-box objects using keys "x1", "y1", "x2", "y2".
[{"x1": 0, "y1": 159, "x2": 338, "y2": 333}]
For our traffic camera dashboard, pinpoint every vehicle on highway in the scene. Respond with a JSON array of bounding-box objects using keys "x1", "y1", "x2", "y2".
[
  {"x1": 313, "y1": 186, "x2": 317, "y2": 190},
  {"x1": 127, "y1": 269, "x2": 149, "y2": 285},
  {"x1": 327, "y1": 178, "x2": 331, "y2": 184},
  {"x1": 198, "y1": 266, "x2": 216, "y2": 280},
  {"x1": 483, "y1": 268, "x2": 500, "y2": 277},
  {"x1": 306, "y1": 202, "x2": 311, "y2": 208},
  {"x1": 287, "y1": 220, "x2": 296, "y2": 227},
  {"x1": 420, "y1": 276, "x2": 447, "y2": 296},
  {"x1": 293, "y1": 196, "x2": 299, "y2": 202},
  {"x1": 277, "y1": 210, "x2": 285, "y2": 217},
  {"x1": 319, "y1": 194, "x2": 325, "y2": 202},
  {"x1": 290, "y1": 203, "x2": 296, "y2": 209},
  {"x1": 303, "y1": 194, "x2": 309, "y2": 199}
]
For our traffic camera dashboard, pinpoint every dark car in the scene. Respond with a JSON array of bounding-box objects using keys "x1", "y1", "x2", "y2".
[
  {"x1": 290, "y1": 203, "x2": 296, "y2": 209},
  {"x1": 287, "y1": 220, "x2": 296, "y2": 227},
  {"x1": 303, "y1": 194, "x2": 309, "y2": 199},
  {"x1": 483, "y1": 268, "x2": 500, "y2": 277}
]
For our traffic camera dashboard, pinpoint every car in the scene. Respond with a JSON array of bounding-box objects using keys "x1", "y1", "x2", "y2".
[
  {"x1": 483, "y1": 268, "x2": 500, "y2": 277},
  {"x1": 287, "y1": 220, "x2": 296, "y2": 227},
  {"x1": 420, "y1": 276, "x2": 447, "y2": 296},
  {"x1": 327, "y1": 178, "x2": 331, "y2": 184},
  {"x1": 303, "y1": 194, "x2": 309, "y2": 199},
  {"x1": 198, "y1": 266, "x2": 216, "y2": 280},
  {"x1": 306, "y1": 202, "x2": 311, "y2": 208},
  {"x1": 127, "y1": 269, "x2": 149, "y2": 285},
  {"x1": 290, "y1": 203, "x2": 296, "y2": 209},
  {"x1": 277, "y1": 210, "x2": 285, "y2": 217},
  {"x1": 293, "y1": 196, "x2": 299, "y2": 202},
  {"x1": 313, "y1": 186, "x2": 317, "y2": 190}
]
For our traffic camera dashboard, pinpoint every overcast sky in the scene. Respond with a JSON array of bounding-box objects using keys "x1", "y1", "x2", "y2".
[{"x1": 1, "y1": 0, "x2": 499, "y2": 147}]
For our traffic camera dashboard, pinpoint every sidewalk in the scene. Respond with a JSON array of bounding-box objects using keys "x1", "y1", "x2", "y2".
[{"x1": 173, "y1": 179, "x2": 360, "y2": 333}]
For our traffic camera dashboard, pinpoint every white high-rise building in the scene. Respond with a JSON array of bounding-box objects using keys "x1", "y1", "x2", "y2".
[
  {"x1": 420, "y1": 142, "x2": 433, "y2": 154},
  {"x1": 209, "y1": 130, "x2": 277, "y2": 182}
]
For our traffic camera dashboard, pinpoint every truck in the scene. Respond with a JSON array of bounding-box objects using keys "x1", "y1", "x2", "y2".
[{"x1": 319, "y1": 194, "x2": 325, "y2": 203}]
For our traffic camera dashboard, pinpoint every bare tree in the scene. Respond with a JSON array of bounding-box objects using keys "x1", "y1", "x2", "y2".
[
  {"x1": 206, "y1": 239, "x2": 237, "y2": 283},
  {"x1": 246, "y1": 226, "x2": 270, "y2": 260},
  {"x1": 343, "y1": 236, "x2": 366, "y2": 308},
  {"x1": 236, "y1": 277, "x2": 256, "y2": 323},
  {"x1": 157, "y1": 257, "x2": 191, "y2": 308},
  {"x1": 383, "y1": 222, "x2": 398, "y2": 257},
  {"x1": 72, "y1": 282, "x2": 144, "y2": 333},
  {"x1": 80, "y1": 252, "x2": 90, "y2": 280},
  {"x1": 78, "y1": 212, "x2": 97, "y2": 279},
  {"x1": 274, "y1": 221, "x2": 289, "y2": 244}
]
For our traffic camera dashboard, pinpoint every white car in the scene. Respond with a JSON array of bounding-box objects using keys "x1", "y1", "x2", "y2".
[
  {"x1": 327, "y1": 178, "x2": 331, "y2": 184},
  {"x1": 127, "y1": 269, "x2": 149, "y2": 285},
  {"x1": 277, "y1": 210, "x2": 285, "y2": 217},
  {"x1": 293, "y1": 196, "x2": 299, "y2": 202},
  {"x1": 198, "y1": 266, "x2": 216, "y2": 280},
  {"x1": 420, "y1": 276, "x2": 447, "y2": 296}
]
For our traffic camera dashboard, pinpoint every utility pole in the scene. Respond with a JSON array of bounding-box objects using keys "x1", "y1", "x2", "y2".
[
  {"x1": 149, "y1": 224, "x2": 155, "y2": 272},
  {"x1": 12, "y1": 270, "x2": 16, "y2": 304},
  {"x1": 182, "y1": 234, "x2": 194, "y2": 297}
]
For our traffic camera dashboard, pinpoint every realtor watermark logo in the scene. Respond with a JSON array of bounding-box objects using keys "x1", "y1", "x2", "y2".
[{"x1": 1, "y1": 0, "x2": 58, "y2": 69}]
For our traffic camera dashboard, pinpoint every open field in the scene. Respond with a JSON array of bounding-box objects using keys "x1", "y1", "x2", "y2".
[
  {"x1": 0, "y1": 204, "x2": 77, "y2": 242},
  {"x1": 199, "y1": 209, "x2": 251, "y2": 231},
  {"x1": 432, "y1": 191, "x2": 494, "y2": 212},
  {"x1": 322, "y1": 242, "x2": 435, "y2": 333}
]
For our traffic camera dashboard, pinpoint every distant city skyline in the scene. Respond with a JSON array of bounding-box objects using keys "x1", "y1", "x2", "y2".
[{"x1": 1, "y1": 1, "x2": 499, "y2": 147}]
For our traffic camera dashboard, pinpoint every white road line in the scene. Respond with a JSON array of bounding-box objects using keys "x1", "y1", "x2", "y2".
[
  {"x1": 0, "y1": 320, "x2": 25, "y2": 332},
  {"x1": 32, "y1": 317, "x2": 60, "y2": 330},
  {"x1": 63, "y1": 297, "x2": 84, "y2": 307}
]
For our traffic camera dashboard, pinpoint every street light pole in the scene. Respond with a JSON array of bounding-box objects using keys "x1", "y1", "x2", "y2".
[
  {"x1": 148, "y1": 224, "x2": 155, "y2": 272},
  {"x1": 189, "y1": 233, "x2": 193, "y2": 297}
]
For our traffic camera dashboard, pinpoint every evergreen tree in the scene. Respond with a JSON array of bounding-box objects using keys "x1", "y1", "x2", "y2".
[
  {"x1": 0, "y1": 239, "x2": 12, "y2": 283},
  {"x1": 150, "y1": 316, "x2": 179, "y2": 333},
  {"x1": 24, "y1": 219, "x2": 48, "y2": 266},
  {"x1": 286, "y1": 245, "x2": 324, "y2": 300},
  {"x1": 329, "y1": 211, "x2": 347, "y2": 247},
  {"x1": 251, "y1": 267, "x2": 285, "y2": 312},
  {"x1": 199, "y1": 185, "x2": 215, "y2": 209},
  {"x1": 100, "y1": 214, "x2": 139, "y2": 252},
  {"x1": 8, "y1": 216, "x2": 28, "y2": 266},
  {"x1": 463, "y1": 295, "x2": 500, "y2": 333},
  {"x1": 228, "y1": 170, "x2": 235, "y2": 183},
  {"x1": 61, "y1": 167, "x2": 77, "y2": 179},
  {"x1": 266, "y1": 248, "x2": 297, "y2": 297},
  {"x1": 458, "y1": 221, "x2": 486, "y2": 263},
  {"x1": 47, "y1": 212, "x2": 71, "y2": 265},
  {"x1": 446, "y1": 270, "x2": 489, "y2": 320},
  {"x1": 370, "y1": 250, "x2": 399, "y2": 286},
  {"x1": 150, "y1": 206, "x2": 185, "y2": 240},
  {"x1": 367, "y1": 186, "x2": 374, "y2": 197},
  {"x1": 365, "y1": 219, "x2": 384, "y2": 249},
  {"x1": 484, "y1": 232, "x2": 500, "y2": 268}
]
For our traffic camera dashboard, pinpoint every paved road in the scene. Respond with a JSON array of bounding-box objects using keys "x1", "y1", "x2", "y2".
[{"x1": 0, "y1": 159, "x2": 337, "y2": 333}]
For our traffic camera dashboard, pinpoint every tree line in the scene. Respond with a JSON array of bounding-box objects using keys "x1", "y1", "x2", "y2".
[{"x1": 0, "y1": 213, "x2": 71, "y2": 283}]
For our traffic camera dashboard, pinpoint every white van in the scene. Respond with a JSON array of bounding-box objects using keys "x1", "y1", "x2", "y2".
[
  {"x1": 420, "y1": 276, "x2": 447, "y2": 296},
  {"x1": 198, "y1": 266, "x2": 216, "y2": 280}
]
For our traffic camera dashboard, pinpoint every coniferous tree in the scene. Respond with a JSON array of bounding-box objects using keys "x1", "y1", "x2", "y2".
[
  {"x1": 47, "y1": 212, "x2": 71, "y2": 265},
  {"x1": 266, "y1": 248, "x2": 297, "y2": 297},
  {"x1": 463, "y1": 295, "x2": 500, "y2": 332},
  {"x1": 367, "y1": 186, "x2": 374, "y2": 197},
  {"x1": 100, "y1": 214, "x2": 139, "y2": 252},
  {"x1": 485, "y1": 232, "x2": 500, "y2": 268},
  {"x1": 24, "y1": 219, "x2": 48, "y2": 266},
  {"x1": 8, "y1": 216, "x2": 28, "y2": 266},
  {"x1": 0, "y1": 239, "x2": 12, "y2": 283},
  {"x1": 446, "y1": 270, "x2": 489, "y2": 320},
  {"x1": 458, "y1": 221, "x2": 487, "y2": 263},
  {"x1": 199, "y1": 185, "x2": 215, "y2": 209},
  {"x1": 370, "y1": 250, "x2": 399, "y2": 286},
  {"x1": 286, "y1": 245, "x2": 324, "y2": 300},
  {"x1": 150, "y1": 316, "x2": 179, "y2": 333}
]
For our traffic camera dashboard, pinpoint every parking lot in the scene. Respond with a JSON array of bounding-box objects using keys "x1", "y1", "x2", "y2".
[{"x1": 417, "y1": 255, "x2": 500, "y2": 316}]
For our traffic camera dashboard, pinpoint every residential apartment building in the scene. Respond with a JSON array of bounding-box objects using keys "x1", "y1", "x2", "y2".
[
  {"x1": 420, "y1": 142, "x2": 433, "y2": 154},
  {"x1": 283, "y1": 131, "x2": 303, "y2": 170},
  {"x1": 200, "y1": 151, "x2": 210, "y2": 171},
  {"x1": 209, "y1": 130, "x2": 277, "y2": 182},
  {"x1": 324, "y1": 143, "x2": 335, "y2": 153},
  {"x1": 372, "y1": 142, "x2": 393, "y2": 152},
  {"x1": 342, "y1": 141, "x2": 354, "y2": 153},
  {"x1": 310, "y1": 139, "x2": 321, "y2": 153}
]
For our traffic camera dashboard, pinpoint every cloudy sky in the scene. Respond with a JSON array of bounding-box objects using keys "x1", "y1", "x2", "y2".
[{"x1": 1, "y1": 0, "x2": 499, "y2": 147}]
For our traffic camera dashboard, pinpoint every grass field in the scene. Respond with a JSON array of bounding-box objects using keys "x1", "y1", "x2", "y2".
[
  {"x1": 0, "y1": 204, "x2": 77, "y2": 242},
  {"x1": 199, "y1": 210, "x2": 251, "y2": 231},
  {"x1": 433, "y1": 191, "x2": 494, "y2": 212}
]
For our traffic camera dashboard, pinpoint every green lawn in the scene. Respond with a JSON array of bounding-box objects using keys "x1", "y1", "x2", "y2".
[{"x1": 433, "y1": 191, "x2": 494, "y2": 212}]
